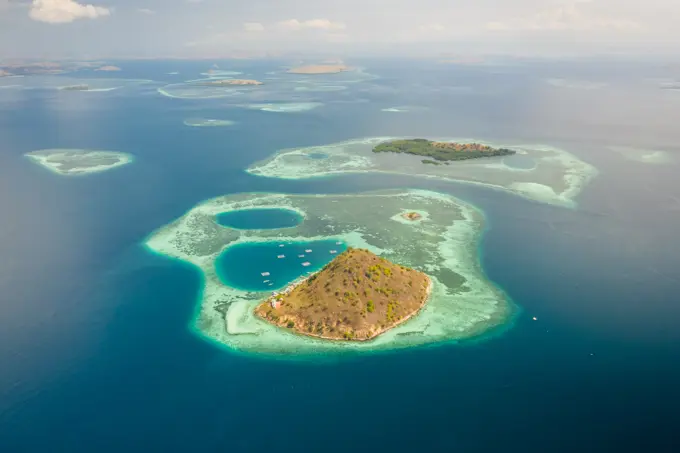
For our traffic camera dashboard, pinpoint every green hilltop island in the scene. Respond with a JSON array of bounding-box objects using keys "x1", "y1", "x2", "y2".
[
  {"x1": 255, "y1": 248, "x2": 431, "y2": 341},
  {"x1": 373, "y1": 138, "x2": 515, "y2": 164}
]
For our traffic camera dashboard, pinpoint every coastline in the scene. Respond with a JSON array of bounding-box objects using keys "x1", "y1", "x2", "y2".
[
  {"x1": 144, "y1": 189, "x2": 513, "y2": 355},
  {"x1": 256, "y1": 270, "x2": 434, "y2": 342}
]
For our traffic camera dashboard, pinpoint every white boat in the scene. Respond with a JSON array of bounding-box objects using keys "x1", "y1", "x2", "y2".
[
  {"x1": 330, "y1": 250, "x2": 337, "y2": 254},
  {"x1": 305, "y1": 249, "x2": 312, "y2": 253},
  {"x1": 336, "y1": 241, "x2": 342, "y2": 245},
  {"x1": 261, "y1": 272, "x2": 270, "y2": 276},
  {"x1": 301, "y1": 262, "x2": 311, "y2": 267},
  {"x1": 263, "y1": 280, "x2": 270, "y2": 283},
  {"x1": 277, "y1": 255, "x2": 285, "y2": 258},
  {"x1": 298, "y1": 254, "x2": 305, "y2": 258}
]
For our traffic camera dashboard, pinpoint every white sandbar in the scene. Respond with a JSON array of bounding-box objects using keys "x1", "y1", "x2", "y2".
[
  {"x1": 241, "y1": 102, "x2": 324, "y2": 113},
  {"x1": 25, "y1": 149, "x2": 133, "y2": 176},
  {"x1": 183, "y1": 118, "x2": 237, "y2": 127}
]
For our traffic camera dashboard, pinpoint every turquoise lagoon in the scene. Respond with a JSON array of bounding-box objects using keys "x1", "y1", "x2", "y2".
[
  {"x1": 215, "y1": 208, "x2": 303, "y2": 230},
  {"x1": 215, "y1": 240, "x2": 347, "y2": 291}
]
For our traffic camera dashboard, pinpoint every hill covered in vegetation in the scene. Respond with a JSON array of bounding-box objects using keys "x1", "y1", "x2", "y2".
[
  {"x1": 254, "y1": 248, "x2": 431, "y2": 341},
  {"x1": 373, "y1": 139, "x2": 515, "y2": 162}
]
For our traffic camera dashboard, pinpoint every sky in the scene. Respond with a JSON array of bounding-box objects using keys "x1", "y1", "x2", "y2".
[{"x1": 1, "y1": 0, "x2": 679, "y2": 59}]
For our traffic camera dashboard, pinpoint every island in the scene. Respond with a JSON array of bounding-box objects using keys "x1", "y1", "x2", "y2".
[
  {"x1": 0, "y1": 61, "x2": 64, "y2": 76},
  {"x1": 401, "y1": 212, "x2": 422, "y2": 221},
  {"x1": 199, "y1": 79, "x2": 263, "y2": 86},
  {"x1": 60, "y1": 84, "x2": 90, "y2": 91},
  {"x1": 145, "y1": 189, "x2": 511, "y2": 354},
  {"x1": 287, "y1": 64, "x2": 348, "y2": 74},
  {"x1": 95, "y1": 65, "x2": 121, "y2": 72},
  {"x1": 25, "y1": 149, "x2": 133, "y2": 175},
  {"x1": 373, "y1": 139, "x2": 516, "y2": 162},
  {"x1": 246, "y1": 137, "x2": 598, "y2": 208},
  {"x1": 255, "y1": 248, "x2": 431, "y2": 341}
]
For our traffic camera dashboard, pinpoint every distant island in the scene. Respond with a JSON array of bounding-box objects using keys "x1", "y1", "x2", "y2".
[
  {"x1": 95, "y1": 65, "x2": 121, "y2": 72},
  {"x1": 200, "y1": 79, "x2": 263, "y2": 86},
  {"x1": 60, "y1": 84, "x2": 90, "y2": 91},
  {"x1": 255, "y1": 248, "x2": 431, "y2": 341},
  {"x1": 373, "y1": 139, "x2": 516, "y2": 163},
  {"x1": 287, "y1": 64, "x2": 348, "y2": 74}
]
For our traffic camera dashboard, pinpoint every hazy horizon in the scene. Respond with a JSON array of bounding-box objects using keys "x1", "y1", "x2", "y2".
[{"x1": 2, "y1": 0, "x2": 680, "y2": 60}]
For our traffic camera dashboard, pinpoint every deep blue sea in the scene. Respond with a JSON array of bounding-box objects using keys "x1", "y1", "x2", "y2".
[{"x1": 1, "y1": 59, "x2": 679, "y2": 452}]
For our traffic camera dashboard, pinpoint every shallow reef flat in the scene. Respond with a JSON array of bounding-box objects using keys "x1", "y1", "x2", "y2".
[
  {"x1": 0, "y1": 76, "x2": 151, "y2": 92},
  {"x1": 156, "y1": 67, "x2": 377, "y2": 101},
  {"x1": 293, "y1": 85, "x2": 347, "y2": 92},
  {"x1": 25, "y1": 149, "x2": 133, "y2": 175},
  {"x1": 183, "y1": 118, "x2": 237, "y2": 127},
  {"x1": 380, "y1": 106, "x2": 428, "y2": 113},
  {"x1": 247, "y1": 137, "x2": 598, "y2": 208},
  {"x1": 144, "y1": 189, "x2": 511, "y2": 355},
  {"x1": 200, "y1": 70, "x2": 244, "y2": 77},
  {"x1": 285, "y1": 66, "x2": 378, "y2": 84},
  {"x1": 240, "y1": 102, "x2": 324, "y2": 113},
  {"x1": 157, "y1": 78, "x2": 249, "y2": 99},
  {"x1": 608, "y1": 145, "x2": 675, "y2": 165}
]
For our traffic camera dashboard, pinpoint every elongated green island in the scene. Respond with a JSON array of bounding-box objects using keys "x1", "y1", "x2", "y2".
[
  {"x1": 373, "y1": 139, "x2": 516, "y2": 163},
  {"x1": 255, "y1": 248, "x2": 431, "y2": 341},
  {"x1": 246, "y1": 137, "x2": 598, "y2": 208}
]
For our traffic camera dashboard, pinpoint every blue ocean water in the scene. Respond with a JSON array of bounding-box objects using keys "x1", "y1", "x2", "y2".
[
  {"x1": 215, "y1": 208, "x2": 303, "y2": 230},
  {"x1": 0, "y1": 59, "x2": 679, "y2": 452},
  {"x1": 215, "y1": 240, "x2": 346, "y2": 291}
]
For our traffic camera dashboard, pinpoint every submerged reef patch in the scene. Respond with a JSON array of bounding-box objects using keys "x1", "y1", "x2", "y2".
[
  {"x1": 0, "y1": 76, "x2": 151, "y2": 92},
  {"x1": 183, "y1": 118, "x2": 237, "y2": 127},
  {"x1": 240, "y1": 102, "x2": 324, "y2": 113},
  {"x1": 25, "y1": 149, "x2": 133, "y2": 175},
  {"x1": 608, "y1": 145, "x2": 675, "y2": 165}
]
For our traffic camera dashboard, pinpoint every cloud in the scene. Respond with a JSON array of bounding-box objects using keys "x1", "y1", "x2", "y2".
[
  {"x1": 137, "y1": 8, "x2": 155, "y2": 15},
  {"x1": 29, "y1": 0, "x2": 110, "y2": 24},
  {"x1": 243, "y1": 22, "x2": 264, "y2": 32},
  {"x1": 419, "y1": 23, "x2": 446, "y2": 33},
  {"x1": 278, "y1": 18, "x2": 346, "y2": 31},
  {"x1": 325, "y1": 33, "x2": 350, "y2": 43},
  {"x1": 487, "y1": 2, "x2": 641, "y2": 32}
]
